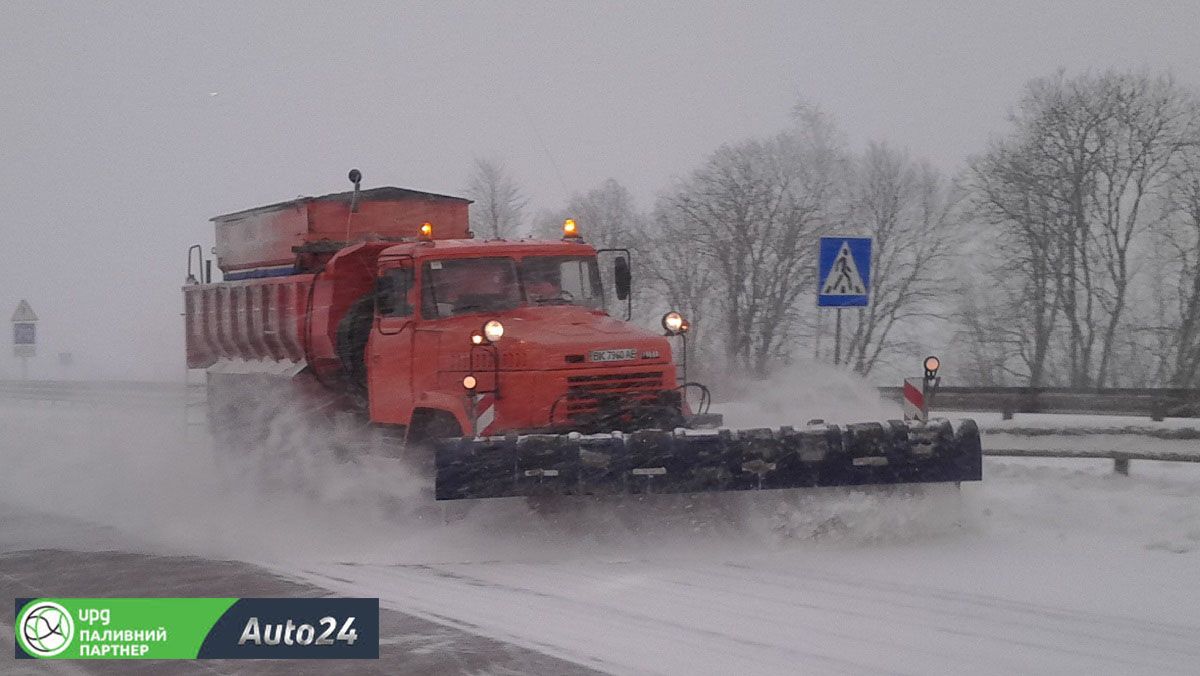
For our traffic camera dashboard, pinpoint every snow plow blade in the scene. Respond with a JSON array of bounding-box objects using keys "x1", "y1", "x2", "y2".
[{"x1": 434, "y1": 418, "x2": 982, "y2": 501}]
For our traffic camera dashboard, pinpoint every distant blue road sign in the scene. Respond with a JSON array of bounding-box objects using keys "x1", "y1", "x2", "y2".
[
  {"x1": 13, "y1": 323, "x2": 36, "y2": 345},
  {"x1": 817, "y1": 236, "x2": 872, "y2": 307},
  {"x1": 12, "y1": 300, "x2": 37, "y2": 359}
]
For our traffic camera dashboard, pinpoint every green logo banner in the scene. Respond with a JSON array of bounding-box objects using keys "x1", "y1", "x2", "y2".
[{"x1": 15, "y1": 598, "x2": 379, "y2": 660}]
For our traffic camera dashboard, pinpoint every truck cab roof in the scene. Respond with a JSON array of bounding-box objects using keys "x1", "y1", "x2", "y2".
[{"x1": 378, "y1": 237, "x2": 598, "y2": 261}]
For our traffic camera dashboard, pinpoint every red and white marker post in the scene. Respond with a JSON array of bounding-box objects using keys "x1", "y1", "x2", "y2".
[
  {"x1": 903, "y1": 356, "x2": 941, "y2": 422},
  {"x1": 903, "y1": 378, "x2": 927, "y2": 421}
]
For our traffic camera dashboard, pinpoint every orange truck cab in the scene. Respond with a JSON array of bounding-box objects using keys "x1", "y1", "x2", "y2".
[
  {"x1": 184, "y1": 177, "x2": 701, "y2": 445},
  {"x1": 366, "y1": 237, "x2": 682, "y2": 439}
]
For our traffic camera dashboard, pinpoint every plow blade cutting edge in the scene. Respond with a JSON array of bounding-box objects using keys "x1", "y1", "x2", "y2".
[{"x1": 434, "y1": 418, "x2": 982, "y2": 501}]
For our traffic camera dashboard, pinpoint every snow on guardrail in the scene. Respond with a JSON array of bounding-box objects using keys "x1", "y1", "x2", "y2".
[
  {"x1": 984, "y1": 447, "x2": 1200, "y2": 476},
  {"x1": 0, "y1": 380, "x2": 202, "y2": 407},
  {"x1": 877, "y1": 386, "x2": 1200, "y2": 419}
]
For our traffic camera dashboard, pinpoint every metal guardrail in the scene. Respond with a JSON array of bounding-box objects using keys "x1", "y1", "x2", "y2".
[
  {"x1": 877, "y1": 386, "x2": 1200, "y2": 419},
  {"x1": 985, "y1": 448, "x2": 1200, "y2": 476},
  {"x1": 0, "y1": 380, "x2": 201, "y2": 406},
  {"x1": 6, "y1": 381, "x2": 1195, "y2": 417}
]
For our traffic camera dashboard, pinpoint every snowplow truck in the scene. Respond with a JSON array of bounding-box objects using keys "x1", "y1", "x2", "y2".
[{"x1": 184, "y1": 174, "x2": 982, "y2": 500}]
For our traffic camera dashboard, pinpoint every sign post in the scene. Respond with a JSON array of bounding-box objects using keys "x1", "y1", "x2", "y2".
[
  {"x1": 12, "y1": 299, "x2": 38, "y2": 379},
  {"x1": 817, "y1": 237, "x2": 872, "y2": 365}
]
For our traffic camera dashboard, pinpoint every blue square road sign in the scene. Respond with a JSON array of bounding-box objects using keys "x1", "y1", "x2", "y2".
[
  {"x1": 817, "y1": 236, "x2": 872, "y2": 307},
  {"x1": 13, "y1": 322, "x2": 36, "y2": 345}
]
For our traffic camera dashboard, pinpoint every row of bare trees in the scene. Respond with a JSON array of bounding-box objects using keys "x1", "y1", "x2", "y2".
[
  {"x1": 961, "y1": 70, "x2": 1200, "y2": 387},
  {"x1": 621, "y1": 105, "x2": 959, "y2": 380},
  {"x1": 466, "y1": 70, "x2": 1200, "y2": 387},
  {"x1": 466, "y1": 105, "x2": 960, "y2": 380}
]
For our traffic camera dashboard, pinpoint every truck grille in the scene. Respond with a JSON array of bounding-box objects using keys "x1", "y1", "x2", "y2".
[{"x1": 565, "y1": 371, "x2": 664, "y2": 414}]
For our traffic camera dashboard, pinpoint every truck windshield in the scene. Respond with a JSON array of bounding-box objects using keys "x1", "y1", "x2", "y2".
[
  {"x1": 422, "y1": 257, "x2": 522, "y2": 318},
  {"x1": 520, "y1": 256, "x2": 604, "y2": 309}
]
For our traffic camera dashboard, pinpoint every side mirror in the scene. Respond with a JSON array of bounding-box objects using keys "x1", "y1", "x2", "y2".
[{"x1": 614, "y1": 256, "x2": 631, "y2": 301}]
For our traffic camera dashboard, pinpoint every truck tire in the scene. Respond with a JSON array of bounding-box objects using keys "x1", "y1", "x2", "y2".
[
  {"x1": 406, "y1": 409, "x2": 462, "y2": 479},
  {"x1": 407, "y1": 408, "x2": 462, "y2": 444}
]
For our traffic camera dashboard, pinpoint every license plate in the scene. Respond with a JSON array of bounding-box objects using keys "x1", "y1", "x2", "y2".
[{"x1": 589, "y1": 348, "x2": 637, "y2": 362}]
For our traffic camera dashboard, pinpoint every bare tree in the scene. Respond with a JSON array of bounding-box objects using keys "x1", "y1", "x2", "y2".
[
  {"x1": 835, "y1": 143, "x2": 962, "y2": 376},
  {"x1": 464, "y1": 158, "x2": 529, "y2": 239},
  {"x1": 968, "y1": 133, "x2": 1068, "y2": 386},
  {"x1": 656, "y1": 110, "x2": 847, "y2": 377},
  {"x1": 535, "y1": 179, "x2": 640, "y2": 247},
  {"x1": 1088, "y1": 73, "x2": 1196, "y2": 384},
  {"x1": 638, "y1": 204, "x2": 718, "y2": 368},
  {"x1": 531, "y1": 179, "x2": 657, "y2": 322},
  {"x1": 966, "y1": 70, "x2": 1198, "y2": 386},
  {"x1": 951, "y1": 277, "x2": 1024, "y2": 386},
  {"x1": 1162, "y1": 142, "x2": 1200, "y2": 386}
]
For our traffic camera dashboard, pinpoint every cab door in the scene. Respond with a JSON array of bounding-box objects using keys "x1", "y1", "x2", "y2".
[{"x1": 367, "y1": 262, "x2": 416, "y2": 425}]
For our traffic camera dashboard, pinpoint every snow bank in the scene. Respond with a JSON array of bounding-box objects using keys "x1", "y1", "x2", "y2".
[{"x1": 712, "y1": 359, "x2": 899, "y2": 428}]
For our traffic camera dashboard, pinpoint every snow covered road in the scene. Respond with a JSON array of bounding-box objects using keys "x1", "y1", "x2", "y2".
[
  {"x1": 1, "y1": 395, "x2": 1199, "y2": 674},
  {"x1": 274, "y1": 458, "x2": 1200, "y2": 675},
  {"x1": 293, "y1": 548, "x2": 1200, "y2": 675}
]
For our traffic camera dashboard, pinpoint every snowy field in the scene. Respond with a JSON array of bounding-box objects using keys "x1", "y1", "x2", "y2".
[{"x1": 1, "y1": 386, "x2": 1198, "y2": 674}]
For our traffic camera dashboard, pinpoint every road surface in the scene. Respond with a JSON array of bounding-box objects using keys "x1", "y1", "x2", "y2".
[{"x1": 1, "y1": 393, "x2": 1198, "y2": 674}]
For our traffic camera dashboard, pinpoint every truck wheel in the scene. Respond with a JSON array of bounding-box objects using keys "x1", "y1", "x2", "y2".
[
  {"x1": 406, "y1": 409, "x2": 462, "y2": 478},
  {"x1": 407, "y1": 409, "x2": 462, "y2": 444}
]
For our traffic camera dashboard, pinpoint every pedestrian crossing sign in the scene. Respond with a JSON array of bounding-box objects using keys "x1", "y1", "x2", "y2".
[{"x1": 817, "y1": 237, "x2": 872, "y2": 307}]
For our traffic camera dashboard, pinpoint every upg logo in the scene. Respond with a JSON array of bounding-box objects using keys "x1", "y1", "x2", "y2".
[{"x1": 17, "y1": 601, "x2": 75, "y2": 657}]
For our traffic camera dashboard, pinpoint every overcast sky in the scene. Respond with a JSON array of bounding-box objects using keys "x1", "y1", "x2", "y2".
[{"x1": 2, "y1": 1, "x2": 1198, "y2": 380}]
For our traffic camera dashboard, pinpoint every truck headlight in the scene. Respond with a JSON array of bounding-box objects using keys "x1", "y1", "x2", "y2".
[
  {"x1": 483, "y1": 319, "x2": 504, "y2": 342},
  {"x1": 662, "y1": 311, "x2": 686, "y2": 335}
]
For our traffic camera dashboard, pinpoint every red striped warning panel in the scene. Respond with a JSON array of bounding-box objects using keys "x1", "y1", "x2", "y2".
[
  {"x1": 475, "y1": 393, "x2": 497, "y2": 436},
  {"x1": 903, "y1": 377, "x2": 925, "y2": 421}
]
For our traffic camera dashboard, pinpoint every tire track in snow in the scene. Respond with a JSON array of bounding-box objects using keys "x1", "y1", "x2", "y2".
[
  {"x1": 294, "y1": 563, "x2": 898, "y2": 676},
  {"x1": 724, "y1": 562, "x2": 1200, "y2": 642},
  {"x1": 695, "y1": 562, "x2": 1200, "y2": 671},
  {"x1": 289, "y1": 557, "x2": 1199, "y2": 675},
  {"x1": 430, "y1": 559, "x2": 1197, "y2": 674}
]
